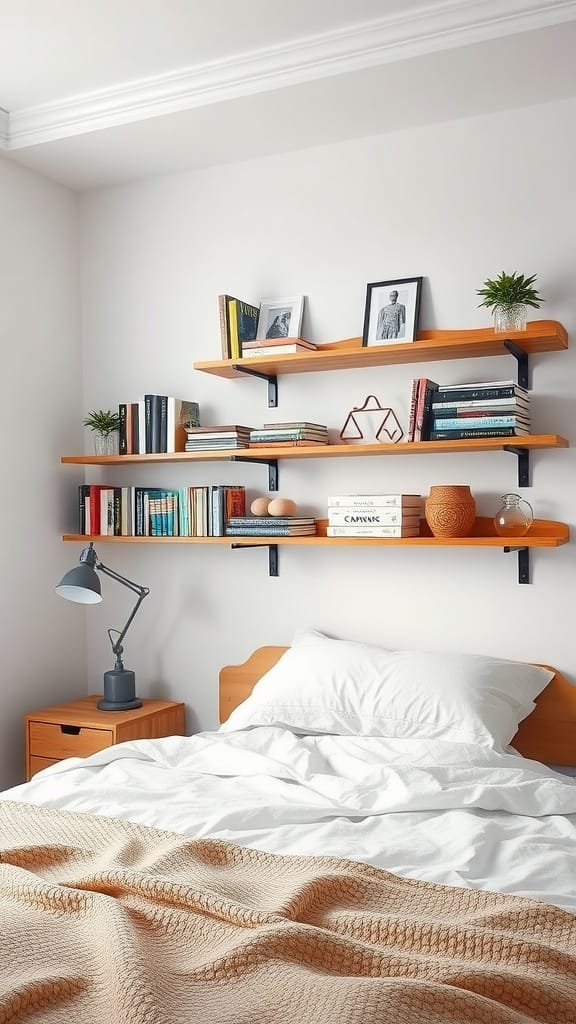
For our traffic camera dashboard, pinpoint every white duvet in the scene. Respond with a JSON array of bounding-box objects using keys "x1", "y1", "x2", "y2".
[{"x1": 3, "y1": 726, "x2": 576, "y2": 912}]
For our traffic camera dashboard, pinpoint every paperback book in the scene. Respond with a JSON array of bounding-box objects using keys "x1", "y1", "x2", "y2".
[
  {"x1": 326, "y1": 525, "x2": 421, "y2": 538},
  {"x1": 327, "y1": 494, "x2": 422, "y2": 509},
  {"x1": 328, "y1": 510, "x2": 421, "y2": 527}
]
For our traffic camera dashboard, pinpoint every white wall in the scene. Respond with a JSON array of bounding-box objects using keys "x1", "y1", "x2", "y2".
[
  {"x1": 0, "y1": 155, "x2": 85, "y2": 786},
  {"x1": 78, "y1": 96, "x2": 576, "y2": 733}
]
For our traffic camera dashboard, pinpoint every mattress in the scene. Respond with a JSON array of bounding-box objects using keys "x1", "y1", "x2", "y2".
[{"x1": 3, "y1": 725, "x2": 576, "y2": 913}]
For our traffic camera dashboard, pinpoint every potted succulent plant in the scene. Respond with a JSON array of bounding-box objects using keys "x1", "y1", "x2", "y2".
[
  {"x1": 477, "y1": 271, "x2": 544, "y2": 333},
  {"x1": 83, "y1": 409, "x2": 121, "y2": 455}
]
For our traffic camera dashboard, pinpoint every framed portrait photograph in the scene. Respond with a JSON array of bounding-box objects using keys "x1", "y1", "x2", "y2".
[
  {"x1": 362, "y1": 277, "x2": 423, "y2": 347},
  {"x1": 256, "y1": 296, "x2": 305, "y2": 341}
]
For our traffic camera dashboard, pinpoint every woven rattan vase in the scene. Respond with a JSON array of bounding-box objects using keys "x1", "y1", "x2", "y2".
[{"x1": 425, "y1": 485, "x2": 476, "y2": 538}]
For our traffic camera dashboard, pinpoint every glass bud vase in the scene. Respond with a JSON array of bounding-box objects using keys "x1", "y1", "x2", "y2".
[
  {"x1": 493, "y1": 303, "x2": 528, "y2": 333},
  {"x1": 94, "y1": 432, "x2": 119, "y2": 456},
  {"x1": 494, "y1": 493, "x2": 534, "y2": 537}
]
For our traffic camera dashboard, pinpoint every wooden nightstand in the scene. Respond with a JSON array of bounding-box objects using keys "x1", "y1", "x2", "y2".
[{"x1": 25, "y1": 696, "x2": 186, "y2": 780}]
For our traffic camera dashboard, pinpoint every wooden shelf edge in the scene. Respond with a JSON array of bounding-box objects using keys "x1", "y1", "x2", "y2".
[
  {"x1": 63, "y1": 518, "x2": 569, "y2": 548},
  {"x1": 61, "y1": 434, "x2": 569, "y2": 465},
  {"x1": 193, "y1": 320, "x2": 568, "y2": 378}
]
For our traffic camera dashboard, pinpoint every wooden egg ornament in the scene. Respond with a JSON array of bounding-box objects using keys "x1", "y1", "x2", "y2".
[
  {"x1": 250, "y1": 497, "x2": 271, "y2": 516},
  {"x1": 268, "y1": 497, "x2": 297, "y2": 517}
]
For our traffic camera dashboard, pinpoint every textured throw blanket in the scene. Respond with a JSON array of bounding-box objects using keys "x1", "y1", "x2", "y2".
[{"x1": 0, "y1": 801, "x2": 575, "y2": 1024}]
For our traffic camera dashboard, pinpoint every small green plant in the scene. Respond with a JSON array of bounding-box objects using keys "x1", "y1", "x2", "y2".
[
  {"x1": 83, "y1": 409, "x2": 120, "y2": 436},
  {"x1": 477, "y1": 271, "x2": 544, "y2": 310}
]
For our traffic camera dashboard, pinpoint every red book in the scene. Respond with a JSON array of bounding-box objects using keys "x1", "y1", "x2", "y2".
[
  {"x1": 89, "y1": 484, "x2": 112, "y2": 536},
  {"x1": 225, "y1": 486, "x2": 246, "y2": 519}
]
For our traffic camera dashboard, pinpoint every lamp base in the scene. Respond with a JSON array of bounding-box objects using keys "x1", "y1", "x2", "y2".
[
  {"x1": 98, "y1": 667, "x2": 142, "y2": 712},
  {"x1": 97, "y1": 697, "x2": 143, "y2": 711}
]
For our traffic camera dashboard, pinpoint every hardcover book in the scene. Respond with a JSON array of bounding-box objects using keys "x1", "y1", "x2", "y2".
[
  {"x1": 429, "y1": 426, "x2": 529, "y2": 439},
  {"x1": 326, "y1": 525, "x2": 421, "y2": 538},
  {"x1": 228, "y1": 299, "x2": 259, "y2": 359},
  {"x1": 225, "y1": 525, "x2": 317, "y2": 536},
  {"x1": 241, "y1": 343, "x2": 314, "y2": 357},
  {"x1": 328, "y1": 510, "x2": 421, "y2": 527},
  {"x1": 327, "y1": 494, "x2": 422, "y2": 508}
]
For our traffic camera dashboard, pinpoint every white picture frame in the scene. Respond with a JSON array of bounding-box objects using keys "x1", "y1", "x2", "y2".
[{"x1": 256, "y1": 296, "x2": 305, "y2": 341}]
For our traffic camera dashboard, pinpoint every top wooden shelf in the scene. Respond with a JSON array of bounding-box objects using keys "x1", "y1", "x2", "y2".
[{"x1": 193, "y1": 320, "x2": 568, "y2": 379}]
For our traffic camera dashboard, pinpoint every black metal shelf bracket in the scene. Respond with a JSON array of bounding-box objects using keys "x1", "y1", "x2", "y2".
[
  {"x1": 231, "y1": 456, "x2": 278, "y2": 491},
  {"x1": 502, "y1": 445, "x2": 530, "y2": 487},
  {"x1": 503, "y1": 340, "x2": 530, "y2": 390},
  {"x1": 503, "y1": 545, "x2": 530, "y2": 584},
  {"x1": 231, "y1": 364, "x2": 278, "y2": 407},
  {"x1": 230, "y1": 543, "x2": 279, "y2": 576}
]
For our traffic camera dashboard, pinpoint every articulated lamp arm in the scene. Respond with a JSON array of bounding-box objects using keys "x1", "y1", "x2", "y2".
[{"x1": 79, "y1": 544, "x2": 150, "y2": 669}]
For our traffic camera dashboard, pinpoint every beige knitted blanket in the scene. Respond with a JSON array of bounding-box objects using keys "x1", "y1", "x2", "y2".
[{"x1": 0, "y1": 801, "x2": 575, "y2": 1024}]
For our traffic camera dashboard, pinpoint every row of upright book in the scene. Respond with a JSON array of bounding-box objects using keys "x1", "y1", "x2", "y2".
[
  {"x1": 408, "y1": 378, "x2": 529, "y2": 441},
  {"x1": 184, "y1": 422, "x2": 328, "y2": 452},
  {"x1": 78, "y1": 484, "x2": 245, "y2": 537},
  {"x1": 327, "y1": 493, "x2": 423, "y2": 537},
  {"x1": 118, "y1": 397, "x2": 199, "y2": 455}
]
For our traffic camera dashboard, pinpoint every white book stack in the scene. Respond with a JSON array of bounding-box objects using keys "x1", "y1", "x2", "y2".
[{"x1": 326, "y1": 493, "x2": 423, "y2": 537}]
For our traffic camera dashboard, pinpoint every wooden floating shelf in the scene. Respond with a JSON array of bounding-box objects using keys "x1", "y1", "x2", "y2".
[
  {"x1": 63, "y1": 518, "x2": 569, "y2": 548},
  {"x1": 193, "y1": 320, "x2": 568, "y2": 379},
  {"x1": 61, "y1": 434, "x2": 569, "y2": 466}
]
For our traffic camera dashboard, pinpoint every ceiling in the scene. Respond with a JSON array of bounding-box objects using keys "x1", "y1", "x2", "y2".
[{"x1": 1, "y1": 0, "x2": 576, "y2": 191}]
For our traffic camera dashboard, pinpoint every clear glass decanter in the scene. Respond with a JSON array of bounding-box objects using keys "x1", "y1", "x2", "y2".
[{"x1": 494, "y1": 493, "x2": 534, "y2": 536}]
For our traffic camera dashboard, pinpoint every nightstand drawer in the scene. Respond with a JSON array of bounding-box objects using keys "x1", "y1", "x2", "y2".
[
  {"x1": 28, "y1": 721, "x2": 113, "y2": 760},
  {"x1": 29, "y1": 755, "x2": 61, "y2": 777}
]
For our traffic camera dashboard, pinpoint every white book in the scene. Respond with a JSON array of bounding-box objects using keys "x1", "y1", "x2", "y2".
[
  {"x1": 328, "y1": 509, "x2": 421, "y2": 527},
  {"x1": 437, "y1": 379, "x2": 527, "y2": 392},
  {"x1": 242, "y1": 344, "x2": 312, "y2": 357},
  {"x1": 327, "y1": 525, "x2": 421, "y2": 538},
  {"x1": 327, "y1": 494, "x2": 422, "y2": 509}
]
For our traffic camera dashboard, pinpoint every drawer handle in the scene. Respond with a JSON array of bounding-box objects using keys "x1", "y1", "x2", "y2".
[{"x1": 59, "y1": 725, "x2": 81, "y2": 735}]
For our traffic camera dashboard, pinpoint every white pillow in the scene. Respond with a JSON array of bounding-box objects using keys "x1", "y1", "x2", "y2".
[{"x1": 220, "y1": 630, "x2": 554, "y2": 747}]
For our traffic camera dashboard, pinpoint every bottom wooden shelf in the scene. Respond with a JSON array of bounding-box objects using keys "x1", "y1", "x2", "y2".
[
  {"x1": 63, "y1": 518, "x2": 568, "y2": 584},
  {"x1": 62, "y1": 517, "x2": 568, "y2": 548}
]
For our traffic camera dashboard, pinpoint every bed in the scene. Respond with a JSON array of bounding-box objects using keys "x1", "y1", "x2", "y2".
[{"x1": 1, "y1": 631, "x2": 576, "y2": 1023}]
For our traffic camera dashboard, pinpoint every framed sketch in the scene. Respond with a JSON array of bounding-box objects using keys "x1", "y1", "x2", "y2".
[
  {"x1": 256, "y1": 296, "x2": 305, "y2": 341},
  {"x1": 362, "y1": 277, "x2": 423, "y2": 347}
]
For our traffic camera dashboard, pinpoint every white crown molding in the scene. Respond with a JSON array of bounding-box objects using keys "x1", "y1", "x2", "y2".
[{"x1": 4, "y1": 0, "x2": 576, "y2": 150}]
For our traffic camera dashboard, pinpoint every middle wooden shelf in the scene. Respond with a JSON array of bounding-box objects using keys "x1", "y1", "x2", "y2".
[{"x1": 62, "y1": 433, "x2": 569, "y2": 489}]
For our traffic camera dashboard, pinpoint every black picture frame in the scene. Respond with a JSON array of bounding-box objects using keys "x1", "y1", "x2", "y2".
[{"x1": 362, "y1": 277, "x2": 423, "y2": 347}]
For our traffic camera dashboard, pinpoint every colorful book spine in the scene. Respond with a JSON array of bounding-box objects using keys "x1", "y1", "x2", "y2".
[
  {"x1": 406, "y1": 379, "x2": 420, "y2": 442},
  {"x1": 432, "y1": 396, "x2": 529, "y2": 410},
  {"x1": 118, "y1": 403, "x2": 127, "y2": 455},
  {"x1": 436, "y1": 384, "x2": 527, "y2": 401},
  {"x1": 432, "y1": 415, "x2": 527, "y2": 429},
  {"x1": 226, "y1": 526, "x2": 317, "y2": 536},
  {"x1": 429, "y1": 427, "x2": 526, "y2": 439}
]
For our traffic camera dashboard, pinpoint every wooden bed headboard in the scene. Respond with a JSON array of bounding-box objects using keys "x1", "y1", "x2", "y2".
[{"x1": 219, "y1": 647, "x2": 576, "y2": 766}]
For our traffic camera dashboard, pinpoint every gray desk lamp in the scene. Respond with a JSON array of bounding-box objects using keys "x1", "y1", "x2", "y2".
[{"x1": 55, "y1": 543, "x2": 150, "y2": 710}]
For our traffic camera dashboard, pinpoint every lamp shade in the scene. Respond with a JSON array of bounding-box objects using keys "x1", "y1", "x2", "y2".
[{"x1": 55, "y1": 563, "x2": 102, "y2": 604}]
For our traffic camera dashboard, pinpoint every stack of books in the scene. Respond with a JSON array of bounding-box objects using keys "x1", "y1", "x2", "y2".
[
  {"x1": 429, "y1": 380, "x2": 530, "y2": 439},
  {"x1": 242, "y1": 338, "x2": 317, "y2": 358},
  {"x1": 184, "y1": 425, "x2": 253, "y2": 451},
  {"x1": 326, "y1": 494, "x2": 423, "y2": 537},
  {"x1": 249, "y1": 422, "x2": 329, "y2": 447},
  {"x1": 226, "y1": 516, "x2": 317, "y2": 537}
]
